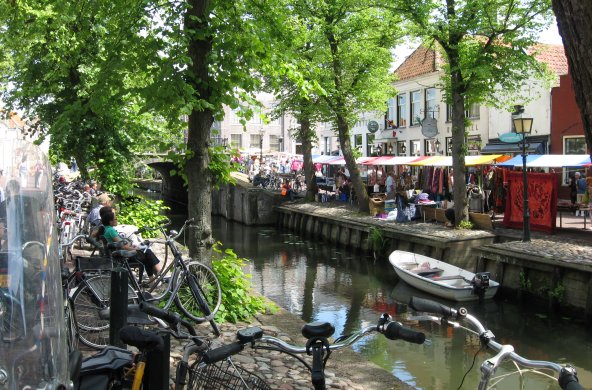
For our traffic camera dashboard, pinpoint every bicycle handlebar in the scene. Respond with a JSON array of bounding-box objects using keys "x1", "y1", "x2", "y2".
[
  {"x1": 139, "y1": 302, "x2": 197, "y2": 337},
  {"x1": 408, "y1": 296, "x2": 584, "y2": 390},
  {"x1": 203, "y1": 313, "x2": 424, "y2": 364}
]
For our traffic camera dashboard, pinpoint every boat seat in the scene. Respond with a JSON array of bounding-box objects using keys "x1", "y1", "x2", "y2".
[
  {"x1": 432, "y1": 275, "x2": 467, "y2": 281},
  {"x1": 412, "y1": 267, "x2": 444, "y2": 277}
]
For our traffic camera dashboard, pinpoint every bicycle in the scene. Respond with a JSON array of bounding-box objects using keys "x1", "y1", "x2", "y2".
[
  {"x1": 173, "y1": 309, "x2": 425, "y2": 390},
  {"x1": 407, "y1": 296, "x2": 584, "y2": 390},
  {"x1": 71, "y1": 218, "x2": 222, "y2": 349}
]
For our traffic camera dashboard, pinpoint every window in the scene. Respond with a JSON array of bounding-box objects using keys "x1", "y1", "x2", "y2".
[
  {"x1": 250, "y1": 134, "x2": 263, "y2": 149},
  {"x1": 230, "y1": 134, "x2": 242, "y2": 148},
  {"x1": 565, "y1": 136, "x2": 587, "y2": 154},
  {"x1": 366, "y1": 133, "x2": 375, "y2": 156},
  {"x1": 269, "y1": 135, "x2": 280, "y2": 152},
  {"x1": 397, "y1": 141, "x2": 406, "y2": 155},
  {"x1": 324, "y1": 137, "x2": 331, "y2": 155},
  {"x1": 465, "y1": 103, "x2": 480, "y2": 119},
  {"x1": 425, "y1": 88, "x2": 437, "y2": 119},
  {"x1": 387, "y1": 98, "x2": 396, "y2": 124},
  {"x1": 411, "y1": 140, "x2": 421, "y2": 156},
  {"x1": 563, "y1": 136, "x2": 588, "y2": 185},
  {"x1": 410, "y1": 91, "x2": 421, "y2": 125},
  {"x1": 354, "y1": 134, "x2": 362, "y2": 148},
  {"x1": 397, "y1": 94, "x2": 407, "y2": 127},
  {"x1": 446, "y1": 103, "x2": 479, "y2": 121},
  {"x1": 424, "y1": 139, "x2": 438, "y2": 156},
  {"x1": 446, "y1": 137, "x2": 453, "y2": 156}
]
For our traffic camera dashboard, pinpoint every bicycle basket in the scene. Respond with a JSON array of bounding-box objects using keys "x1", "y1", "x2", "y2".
[
  {"x1": 76, "y1": 256, "x2": 113, "y2": 272},
  {"x1": 187, "y1": 359, "x2": 271, "y2": 390}
]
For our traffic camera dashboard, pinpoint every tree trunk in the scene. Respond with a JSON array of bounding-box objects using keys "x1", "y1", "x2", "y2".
[
  {"x1": 551, "y1": 0, "x2": 592, "y2": 154},
  {"x1": 185, "y1": 0, "x2": 215, "y2": 266},
  {"x1": 299, "y1": 116, "x2": 318, "y2": 201},
  {"x1": 336, "y1": 116, "x2": 369, "y2": 212},
  {"x1": 447, "y1": 51, "x2": 468, "y2": 226}
]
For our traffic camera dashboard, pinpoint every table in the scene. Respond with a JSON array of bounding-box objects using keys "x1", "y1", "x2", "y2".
[{"x1": 416, "y1": 201, "x2": 438, "y2": 223}]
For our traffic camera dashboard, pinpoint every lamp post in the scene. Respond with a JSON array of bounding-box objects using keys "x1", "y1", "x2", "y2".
[
  {"x1": 513, "y1": 115, "x2": 533, "y2": 242},
  {"x1": 258, "y1": 128, "x2": 264, "y2": 163}
]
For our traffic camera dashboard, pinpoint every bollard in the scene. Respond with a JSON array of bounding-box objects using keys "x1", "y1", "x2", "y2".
[
  {"x1": 144, "y1": 332, "x2": 170, "y2": 390},
  {"x1": 109, "y1": 267, "x2": 128, "y2": 347}
]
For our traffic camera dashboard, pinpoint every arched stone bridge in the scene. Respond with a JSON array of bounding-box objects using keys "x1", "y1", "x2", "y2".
[{"x1": 140, "y1": 153, "x2": 187, "y2": 205}]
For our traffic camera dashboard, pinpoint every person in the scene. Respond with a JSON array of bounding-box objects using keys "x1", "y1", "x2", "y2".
[
  {"x1": 19, "y1": 156, "x2": 28, "y2": 187},
  {"x1": 101, "y1": 208, "x2": 162, "y2": 281},
  {"x1": 385, "y1": 171, "x2": 396, "y2": 200},
  {"x1": 87, "y1": 193, "x2": 111, "y2": 228},
  {"x1": 89, "y1": 181, "x2": 98, "y2": 196},
  {"x1": 34, "y1": 160, "x2": 44, "y2": 188},
  {"x1": 70, "y1": 157, "x2": 77, "y2": 173},
  {"x1": 575, "y1": 172, "x2": 586, "y2": 215},
  {"x1": 569, "y1": 172, "x2": 577, "y2": 206},
  {"x1": 252, "y1": 171, "x2": 269, "y2": 188},
  {"x1": 281, "y1": 181, "x2": 295, "y2": 201},
  {"x1": 0, "y1": 220, "x2": 6, "y2": 250},
  {"x1": 443, "y1": 193, "x2": 455, "y2": 228}
]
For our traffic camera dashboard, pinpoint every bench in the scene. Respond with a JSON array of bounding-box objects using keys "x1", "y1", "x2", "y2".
[{"x1": 469, "y1": 212, "x2": 494, "y2": 230}]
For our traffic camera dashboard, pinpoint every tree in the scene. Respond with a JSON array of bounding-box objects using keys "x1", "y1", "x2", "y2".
[
  {"x1": 551, "y1": 0, "x2": 592, "y2": 153},
  {"x1": 0, "y1": 1, "x2": 173, "y2": 192},
  {"x1": 387, "y1": 0, "x2": 554, "y2": 225},
  {"x1": 273, "y1": 1, "x2": 401, "y2": 212},
  {"x1": 0, "y1": 0, "x2": 297, "y2": 264}
]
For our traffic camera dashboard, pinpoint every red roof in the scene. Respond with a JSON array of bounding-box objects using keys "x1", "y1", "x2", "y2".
[
  {"x1": 396, "y1": 42, "x2": 568, "y2": 81},
  {"x1": 394, "y1": 46, "x2": 439, "y2": 81},
  {"x1": 530, "y1": 43, "x2": 568, "y2": 76}
]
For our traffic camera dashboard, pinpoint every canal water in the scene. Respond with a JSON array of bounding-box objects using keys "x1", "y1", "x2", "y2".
[{"x1": 209, "y1": 216, "x2": 592, "y2": 390}]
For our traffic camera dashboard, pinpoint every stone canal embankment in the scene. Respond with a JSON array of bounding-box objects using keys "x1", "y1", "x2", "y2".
[{"x1": 275, "y1": 201, "x2": 592, "y2": 323}]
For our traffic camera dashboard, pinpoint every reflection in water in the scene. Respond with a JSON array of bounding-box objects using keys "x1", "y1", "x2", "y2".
[{"x1": 211, "y1": 216, "x2": 592, "y2": 389}]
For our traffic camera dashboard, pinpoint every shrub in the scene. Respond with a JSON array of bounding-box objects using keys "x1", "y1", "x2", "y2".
[
  {"x1": 117, "y1": 196, "x2": 170, "y2": 238},
  {"x1": 212, "y1": 243, "x2": 275, "y2": 323}
]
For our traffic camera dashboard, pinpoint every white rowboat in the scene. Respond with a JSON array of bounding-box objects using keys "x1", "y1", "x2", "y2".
[{"x1": 389, "y1": 250, "x2": 499, "y2": 302}]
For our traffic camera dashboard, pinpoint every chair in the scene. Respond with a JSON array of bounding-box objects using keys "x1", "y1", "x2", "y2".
[{"x1": 100, "y1": 236, "x2": 146, "y2": 283}]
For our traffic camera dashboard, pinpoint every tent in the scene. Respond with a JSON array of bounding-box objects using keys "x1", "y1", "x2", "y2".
[
  {"x1": 312, "y1": 155, "x2": 341, "y2": 164},
  {"x1": 498, "y1": 154, "x2": 591, "y2": 167}
]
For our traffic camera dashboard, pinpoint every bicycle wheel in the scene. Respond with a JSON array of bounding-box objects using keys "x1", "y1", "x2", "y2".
[
  {"x1": 174, "y1": 262, "x2": 221, "y2": 324},
  {"x1": 65, "y1": 297, "x2": 79, "y2": 352},
  {"x1": 72, "y1": 274, "x2": 137, "y2": 349},
  {"x1": 0, "y1": 290, "x2": 24, "y2": 342}
]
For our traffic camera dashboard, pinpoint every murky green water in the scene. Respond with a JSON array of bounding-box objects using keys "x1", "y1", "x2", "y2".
[{"x1": 210, "y1": 216, "x2": 592, "y2": 389}]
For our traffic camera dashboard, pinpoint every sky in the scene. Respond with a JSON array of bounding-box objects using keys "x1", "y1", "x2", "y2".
[{"x1": 393, "y1": 20, "x2": 564, "y2": 70}]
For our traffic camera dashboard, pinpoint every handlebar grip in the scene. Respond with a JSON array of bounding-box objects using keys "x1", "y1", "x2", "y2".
[
  {"x1": 559, "y1": 367, "x2": 583, "y2": 390},
  {"x1": 384, "y1": 321, "x2": 425, "y2": 344},
  {"x1": 203, "y1": 342, "x2": 244, "y2": 364},
  {"x1": 139, "y1": 302, "x2": 196, "y2": 336},
  {"x1": 409, "y1": 296, "x2": 455, "y2": 317}
]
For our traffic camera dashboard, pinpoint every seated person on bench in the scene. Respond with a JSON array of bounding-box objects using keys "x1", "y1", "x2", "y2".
[{"x1": 101, "y1": 209, "x2": 162, "y2": 282}]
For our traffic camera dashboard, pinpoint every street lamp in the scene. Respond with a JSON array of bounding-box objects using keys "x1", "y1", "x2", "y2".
[
  {"x1": 258, "y1": 128, "x2": 264, "y2": 163},
  {"x1": 434, "y1": 139, "x2": 441, "y2": 154},
  {"x1": 513, "y1": 115, "x2": 533, "y2": 242},
  {"x1": 376, "y1": 145, "x2": 382, "y2": 156}
]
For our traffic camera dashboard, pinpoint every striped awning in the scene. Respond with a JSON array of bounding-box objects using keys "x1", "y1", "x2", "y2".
[{"x1": 498, "y1": 154, "x2": 591, "y2": 167}]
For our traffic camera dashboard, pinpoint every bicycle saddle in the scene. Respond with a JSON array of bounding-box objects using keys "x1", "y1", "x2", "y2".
[
  {"x1": 302, "y1": 321, "x2": 335, "y2": 339},
  {"x1": 119, "y1": 326, "x2": 164, "y2": 352},
  {"x1": 111, "y1": 250, "x2": 138, "y2": 258}
]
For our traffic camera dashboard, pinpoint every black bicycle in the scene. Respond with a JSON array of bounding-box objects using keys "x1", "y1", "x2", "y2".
[{"x1": 71, "y1": 219, "x2": 221, "y2": 349}]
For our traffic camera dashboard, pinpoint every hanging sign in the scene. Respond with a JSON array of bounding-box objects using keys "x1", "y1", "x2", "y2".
[
  {"x1": 367, "y1": 120, "x2": 379, "y2": 133},
  {"x1": 421, "y1": 117, "x2": 438, "y2": 138},
  {"x1": 499, "y1": 132, "x2": 524, "y2": 143}
]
